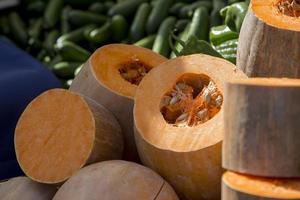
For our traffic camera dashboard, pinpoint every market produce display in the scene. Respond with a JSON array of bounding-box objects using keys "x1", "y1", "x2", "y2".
[
  {"x1": 2, "y1": 0, "x2": 300, "y2": 200},
  {"x1": 0, "y1": 0, "x2": 249, "y2": 88},
  {"x1": 134, "y1": 54, "x2": 247, "y2": 200}
]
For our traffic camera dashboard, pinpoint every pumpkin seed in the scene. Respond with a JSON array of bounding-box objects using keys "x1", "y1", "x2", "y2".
[
  {"x1": 170, "y1": 96, "x2": 179, "y2": 105},
  {"x1": 197, "y1": 108, "x2": 208, "y2": 120}
]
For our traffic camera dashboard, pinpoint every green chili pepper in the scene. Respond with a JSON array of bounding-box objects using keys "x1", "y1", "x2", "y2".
[
  {"x1": 89, "y1": 2, "x2": 106, "y2": 14},
  {"x1": 61, "y1": 6, "x2": 71, "y2": 34},
  {"x1": 179, "y1": 1, "x2": 212, "y2": 18},
  {"x1": 214, "y1": 38, "x2": 238, "y2": 64},
  {"x1": 8, "y1": 12, "x2": 28, "y2": 46},
  {"x1": 210, "y1": 0, "x2": 227, "y2": 27},
  {"x1": 134, "y1": 34, "x2": 156, "y2": 49},
  {"x1": 209, "y1": 25, "x2": 238, "y2": 46},
  {"x1": 0, "y1": 16, "x2": 10, "y2": 35},
  {"x1": 220, "y1": 2, "x2": 248, "y2": 32},
  {"x1": 169, "y1": 31, "x2": 223, "y2": 58},
  {"x1": 44, "y1": 0, "x2": 64, "y2": 29}
]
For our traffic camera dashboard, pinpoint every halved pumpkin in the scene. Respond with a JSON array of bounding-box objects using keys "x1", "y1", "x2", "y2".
[
  {"x1": 70, "y1": 44, "x2": 167, "y2": 161},
  {"x1": 53, "y1": 160, "x2": 179, "y2": 200},
  {"x1": 237, "y1": 0, "x2": 300, "y2": 78},
  {"x1": 222, "y1": 171, "x2": 300, "y2": 200},
  {"x1": 0, "y1": 177, "x2": 57, "y2": 200},
  {"x1": 134, "y1": 54, "x2": 247, "y2": 200},
  {"x1": 15, "y1": 89, "x2": 123, "y2": 184},
  {"x1": 223, "y1": 78, "x2": 300, "y2": 177}
]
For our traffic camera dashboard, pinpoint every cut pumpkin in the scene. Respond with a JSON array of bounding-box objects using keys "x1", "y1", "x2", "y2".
[
  {"x1": 134, "y1": 54, "x2": 247, "y2": 200},
  {"x1": 70, "y1": 44, "x2": 167, "y2": 161},
  {"x1": 15, "y1": 89, "x2": 123, "y2": 184},
  {"x1": 0, "y1": 177, "x2": 57, "y2": 200},
  {"x1": 222, "y1": 171, "x2": 300, "y2": 200},
  {"x1": 237, "y1": 0, "x2": 300, "y2": 78},
  {"x1": 53, "y1": 160, "x2": 179, "y2": 200},
  {"x1": 223, "y1": 78, "x2": 300, "y2": 177}
]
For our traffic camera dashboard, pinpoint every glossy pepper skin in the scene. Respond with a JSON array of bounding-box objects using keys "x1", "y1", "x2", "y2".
[
  {"x1": 220, "y1": 2, "x2": 248, "y2": 32},
  {"x1": 215, "y1": 38, "x2": 238, "y2": 64},
  {"x1": 209, "y1": 25, "x2": 238, "y2": 46}
]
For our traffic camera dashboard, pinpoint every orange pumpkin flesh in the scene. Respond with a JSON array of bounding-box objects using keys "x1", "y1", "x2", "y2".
[
  {"x1": 15, "y1": 89, "x2": 123, "y2": 184},
  {"x1": 70, "y1": 44, "x2": 167, "y2": 161},
  {"x1": 160, "y1": 73, "x2": 222, "y2": 127},
  {"x1": 134, "y1": 54, "x2": 247, "y2": 200},
  {"x1": 222, "y1": 171, "x2": 300, "y2": 199},
  {"x1": 252, "y1": 0, "x2": 300, "y2": 31}
]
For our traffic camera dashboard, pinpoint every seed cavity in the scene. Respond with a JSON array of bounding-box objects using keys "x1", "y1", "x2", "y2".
[
  {"x1": 119, "y1": 58, "x2": 152, "y2": 85},
  {"x1": 276, "y1": 0, "x2": 300, "y2": 17},
  {"x1": 160, "y1": 73, "x2": 223, "y2": 127}
]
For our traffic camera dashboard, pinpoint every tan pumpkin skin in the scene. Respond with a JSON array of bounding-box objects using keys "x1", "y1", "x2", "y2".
[
  {"x1": 135, "y1": 132, "x2": 223, "y2": 200},
  {"x1": 15, "y1": 89, "x2": 123, "y2": 184},
  {"x1": 70, "y1": 44, "x2": 167, "y2": 161},
  {"x1": 0, "y1": 177, "x2": 57, "y2": 200},
  {"x1": 223, "y1": 78, "x2": 300, "y2": 177},
  {"x1": 53, "y1": 160, "x2": 179, "y2": 200},
  {"x1": 222, "y1": 171, "x2": 300, "y2": 200},
  {"x1": 134, "y1": 55, "x2": 247, "y2": 200},
  {"x1": 237, "y1": 8, "x2": 300, "y2": 78}
]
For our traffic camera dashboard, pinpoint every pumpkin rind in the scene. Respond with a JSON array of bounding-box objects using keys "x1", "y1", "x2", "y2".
[
  {"x1": 223, "y1": 78, "x2": 300, "y2": 177},
  {"x1": 237, "y1": 2, "x2": 300, "y2": 78},
  {"x1": 53, "y1": 160, "x2": 179, "y2": 200}
]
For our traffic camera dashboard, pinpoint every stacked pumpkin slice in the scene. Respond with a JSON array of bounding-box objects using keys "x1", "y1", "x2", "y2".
[
  {"x1": 221, "y1": 1, "x2": 300, "y2": 199},
  {"x1": 222, "y1": 78, "x2": 300, "y2": 200}
]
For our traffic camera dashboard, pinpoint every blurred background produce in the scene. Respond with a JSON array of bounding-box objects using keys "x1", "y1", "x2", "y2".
[{"x1": 0, "y1": 0, "x2": 249, "y2": 88}]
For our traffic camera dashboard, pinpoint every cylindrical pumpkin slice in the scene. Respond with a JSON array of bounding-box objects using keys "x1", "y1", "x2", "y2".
[
  {"x1": 70, "y1": 44, "x2": 167, "y2": 161},
  {"x1": 222, "y1": 171, "x2": 300, "y2": 200},
  {"x1": 53, "y1": 160, "x2": 179, "y2": 200},
  {"x1": 134, "y1": 54, "x2": 247, "y2": 200},
  {"x1": 15, "y1": 89, "x2": 123, "y2": 184},
  {"x1": 223, "y1": 78, "x2": 300, "y2": 177},
  {"x1": 237, "y1": 0, "x2": 300, "y2": 78},
  {"x1": 0, "y1": 176, "x2": 57, "y2": 200}
]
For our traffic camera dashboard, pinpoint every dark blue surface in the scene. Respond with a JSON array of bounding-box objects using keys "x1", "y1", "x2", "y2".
[{"x1": 0, "y1": 38, "x2": 61, "y2": 180}]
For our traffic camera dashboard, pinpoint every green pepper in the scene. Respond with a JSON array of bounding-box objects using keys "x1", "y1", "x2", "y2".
[
  {"x1": 214, "y1": 38, "x2": 238, "y2": 64},
  {"x1": 210, "y1": 0, "x2": 227, "y2": 27},
  {"x1": 220, "y1": 2, "x2": 248, "y2": 32},
  {"x1": 169, "y1": 32, "x2": 223, "y2": 58},
  {"x1": 209, "y1": 25, "x2": 238, "y2": 46}
]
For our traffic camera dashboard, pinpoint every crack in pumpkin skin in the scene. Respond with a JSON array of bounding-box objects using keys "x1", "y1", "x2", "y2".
[
  {"x1": 276, "y1": 0, "x2": 300, "y2": 17},
  {"x1": 160, "y1": 74, "x2": 223, "y2": 127},
  {"x1": 119, "y1": 59, "x2": 152, "y2": 85}
]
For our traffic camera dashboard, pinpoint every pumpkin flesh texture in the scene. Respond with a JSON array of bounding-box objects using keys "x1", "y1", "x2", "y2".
[
  {"x1": 222, "y1": 171, "x2": 300, "y2": 200},
  {"x1": 15, "y1": 89, "x2": 123, "y2": 184}
]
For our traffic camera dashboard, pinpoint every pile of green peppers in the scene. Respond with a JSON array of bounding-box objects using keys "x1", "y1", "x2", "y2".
[
  {"x1": 0, "y1": 0, "x2": 249, "y2": 89},
  {"x1": 170, "y1": 0, "x2": 248, "y2": 64}
]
